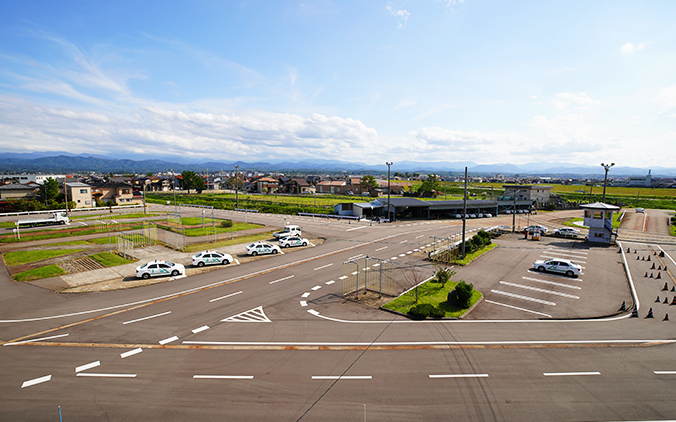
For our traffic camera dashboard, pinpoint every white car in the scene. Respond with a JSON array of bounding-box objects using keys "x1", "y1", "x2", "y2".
[
  {"x1": 636, "y1": 208, "x2": 644, "y2": 213},
  {"x1": 246, "y1": 242, "x2": 281, "y2": 256},
  {"x1": 136, "y1": 260, "x2": 185, "y2": 279},
  {"x1": 279, "y1": 236, "x2": 309, "y2": 248},
  {"x1": 524, "y1": 225, "x2": 549, "y2": 234},
  {"x1": 552, "y1": 227, "x2": 581, "y2": 237},
  {"x1": 533, "y1": 259, "x2": 582, "y2": 277},
  {"x1": 192, "y1": 250, "x2": 233, "y2": 267}
]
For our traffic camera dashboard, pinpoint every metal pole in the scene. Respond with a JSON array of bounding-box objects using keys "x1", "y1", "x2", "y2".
[
  {"x1": 386, "y1": 162, "x2": 392, "y2": 221},
  {"x1": 461, "y1": 167, "x2": 467, "y2": 258},
  {"x1": 234, "y1": 165, "x2": 239, "y2": 210},
  {"x1": 601, "y1": 163, "x2": 614, "y2": 203}
]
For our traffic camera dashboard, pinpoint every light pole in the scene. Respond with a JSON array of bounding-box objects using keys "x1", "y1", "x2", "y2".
[
  {"x1": 386, "y1": 162, "x2": 393, "y2": 221},
  {"x1": 234, "y1": 165, "x2": 239, "y2": 210},
  {"x1": 601, "y1": 163, "x2": 615, "y2": 203}
]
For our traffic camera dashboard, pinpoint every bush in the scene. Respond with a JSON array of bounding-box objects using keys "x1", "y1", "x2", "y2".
[
  {"x1": 408, "y1": 303, "x2": 435, "y2": 320},
  {"x1": 435, "y1": 268, "x2": 452, "y2": 285},
  {"x1": 454, "y1": 280, "x2": 474, "y2": 308},
  {"x1": 429, "y1": 306, "x2": 446, "y2": 319},
  {"x1": 220, "y1": 219, "x2": 233, "y2": 228}
]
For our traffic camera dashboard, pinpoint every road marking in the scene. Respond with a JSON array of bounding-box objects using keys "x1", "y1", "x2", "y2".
[
  {"x1": 269, "y1": 275, "x2": 294, "y2": 284},
  {"x1": 302, "y1": 292, "x2": 311, "y2": 298},
  {"x1": 339, "y1": 276, "x2": 348, "y2": 280},
  {"x1": 191, "y1": 325, "x2": 210, "y2": 334},
  {"x1": 351, "y1": 271, "x2": 358, "y2": 275},
  {"x1": 222, "y1": 306, "x2": 271, "y2": 322},
  {"x1": 326, "y1": 280, "x2": 335, "y2": 285},
  {"x1": 159, "y1": 336, "x2": 179, "y2": 345},
  {"x1": 484, "y1": 300, "x2": 552, "y2": 318},
  {"x1": 193, "y1": 375, "x2": 254, "y2": 379},
  {"x1": 654, "y1": 371, "x2": 676, "y2": 375},
  {"x1": 543, "y1": 372, "x2": 600, "y2": 377},
  {"x1": 540, "y1": 254, "x2": 586, "y2": 264},
  {"x1": 300, "y1": 301, "x2": 308, "y2": 307},
  {"x1": 399, "y1": 254, "x2": 406, "y2": 257},
  {"x1": 391, "y1": 257, "x2": 398, "y2": 260},
  {"x1": 4, "y1": 333, "x2": 69, "y2": 346},
  {"x1": 123, "y1": 311, "x2": 172, "y2": 325},
  {"x1": 374, "y1": 246, "x2": 388, "y2": 251},
  {"x1": 545, "y1": 249, "x2": 588, "y2": 257},
  {"x1": 121, "y1": 348, "x2": 143, "y2": 358},
  {"x1": 75, "y1": 361, "x2": 101, "y2": 373},
  {"x1": 76, "y1": 373, "x2": 137, "y2": 378},
  {"x1": 312, "y1": 375, "x2": 372, "y2": 380},
  {"x1": 346, "y1": 226, "x2": 367, "y2": 232},
  {"x1": 429, "y1": 374, "x2": 489, "y2": 379},
  {"x1": 347, "y1": 254, "x2": 364, "y2": 260},
  {"x1": 499, "y1": 281, "x2": 580, "y2": 299},
  {"x1": 311, "y1": 285, "x2": 321, "y2": 291},
  {"x1": 209, "y1": 291, "x2": 243, "y2": 303},
  {"x1": 521, "y1": 277, "x2": 581, "y2": 290},
  {"x1": 307, "y1": 309, "x2": 320, "y2": 316},
  {"x1": 491, "y1": 290, "x2": 556, "y2": 306},
  {"x1": 399, "y1": 240, "x2": 407, "y2": 243},
  {"x1": 314, "y1": 263, "x2": 333, "y2": 271},
  {"x1": 21, "y1": 375, "x2": 51, "y2": 388},
  {"x1": 406, "y1": 251, "x2": 413, "y2": 254}
]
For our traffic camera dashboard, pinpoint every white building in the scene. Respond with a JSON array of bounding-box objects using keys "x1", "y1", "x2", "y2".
[
  {"x1": 626, "y1": 170, "x2": 651, "y2": 188},
  {"x1": 581, "y1": 202, "x2": 619, "y2": 244},
  {"x1": 0, "y1": 174, "x2": 66, "y2": 185}
]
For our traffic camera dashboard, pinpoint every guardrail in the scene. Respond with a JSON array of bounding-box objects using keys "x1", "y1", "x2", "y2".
[
  {"x1": 0, "y1": 204, "x2": 143, "y2": 218},
  {"x1": 297, "y1": 213, "x2": 359, "y2": 220},
  {"x1": 235, "y1": 208, "x2": 259, "y2": 213}
]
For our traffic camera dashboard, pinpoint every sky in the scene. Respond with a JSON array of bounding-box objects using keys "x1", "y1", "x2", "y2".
[{"x1": 0, "y1": 0, "x2": 675, "y2": 169}]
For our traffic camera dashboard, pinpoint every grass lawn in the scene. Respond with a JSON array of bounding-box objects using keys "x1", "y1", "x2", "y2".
[
  {"x1": 184, "y1": 232, "x2": 274, "y2": 253},
  {"x1": 90, "y1": 252, "x2": 136, "y2": 267},
  {"x1": 73, "y1": 212, "x2": 161, "y2": 221},
  {"x1": 14, "y1": 265, "x2": 66, "y2": 282},
  {"x1": 0, "y1": 221, "x2": 17, "y2": 228},
  {"x1": 382, "y1": 279, "x2": 482, "y2": 318},
  {"x1": 446, "y1": 243, "x2": 497, "y2": 266},
  {"x1": 183, "y1": 222, "x2": 263, "y2": 237},
  {"x1": 3, "y1": 249, "x2": 85, "y2": 266},
  {"x1": 563, "y1": 218, "x2": 587, "y2": 228},
  {"x1": 671, "y1": 224, "x2": 676, "y2": 237}
]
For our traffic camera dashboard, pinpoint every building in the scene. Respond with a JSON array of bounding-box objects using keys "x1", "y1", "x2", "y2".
[
  {"x1": 0, "y1": 182, "x2": 40, "y2": 201},
  {"x1": 581, "y1": 202, "x2": 619, "y2": 244},
  {"x1": 626, "y1": 170, "x2": 652, "y2": 188},
  {"x1": 91, "y1": 181, "x2": 140, "y2": 206},
  {"x1": 0, "y1": 174, "x2": 66, "y2": 185},
  {"x1": 64, "y1": 182, "x2": 94, "y2": 208},
  {"x1": 502, "y1": 185, "x2": 552, "y2": 206}
]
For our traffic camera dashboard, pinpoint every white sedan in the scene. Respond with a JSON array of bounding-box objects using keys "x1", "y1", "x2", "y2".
[
  {"x1": 279, "y1": 236, "x2": 309, "y2": 248},
  {"x1": 552, "y1": 227, "x2": 581, "y2": 237},
  {"x1": 246, "y1": 242, "x2": 281, "y2": 256},
  {"x1": 533, "y1": 259, "x2": 582, "y2": 277},
  {"x1": 192, "y1": 250, "x2": 233, "y2": 267},
  {"x1": 136, "y1": 260, "x2": 185, "y2": 279}
]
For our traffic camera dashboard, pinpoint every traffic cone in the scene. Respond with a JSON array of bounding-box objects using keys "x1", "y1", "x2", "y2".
[
  {"x1": 651, "y1": 263, "x2": 656, "y2": 269},
  {"x1": 619, "y1": 301, "x2": 626, "y2": 311},
  {"x1": 648, "y1": 255, "x2": 651, "y2": 261},
  {"x1": 664, "y1": 297, "x2": 669, "y2": 304},
  {"x1": 671, "y1": 297, "x2": 676, "y2": 305},
  {"x1": 657, "y1": 272, "x2": 662, "y2": 279},
  {"x1": 654, "y1": 251, "x2": 657, "y2": 255},
  {"x1": 660, "y1": 251, "x2": 665, "y2": 257},
  {"x1": 664, "y1": 314, "x2": 669, "y2": 321},
  {"x1": 650, "y1": 273, "x2": 654, "y2": 278},
  {"x1": 637, "y1": 256, "x2": 640, "y2": 260},
  {"x1": 627, "y1": 247, "x2": 631, "y2": 252},
  {"x1": 642, "y1": 256, "x2": 645, "y2": 261},
  {"x1": 631, "y1": 308, "x2": 639, "y2": 318},
  {"x1": 658, "y1": 265, "x2": 662, "y2": 271},
  {"x1": 655, "y1": 296, "x2": 661, "y2": 303},
  {"x1": 645, "y1": 272, "x2": 649, "y2": 277},
  {"x1": 635, "y1": 250, "x2": 637, "y2": 254},
  {"x1": 671, "y1": 286, "x2": 675, "y2": 292},
  {"x1": 663, "y1": 282, "x2": 669, "y2": 291},
  {"x1": 646, "y1": 308, "x2": 654, "y2": 318}
]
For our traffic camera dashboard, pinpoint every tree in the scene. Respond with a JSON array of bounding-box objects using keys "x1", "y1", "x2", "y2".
[
  {"x1": 181, "y1": 171, "x2": 205, "y2": 194},
  {"x1": 360, "y1": 175, "x2": 379, "y2": 196},
  {"x1": 401, "y1": 258, "x2": 428, "y2": 304},
  {"x1": 417, "y1": 174, "x2": 442, "y2": 197},
  {"x1": 38, "y1": 177, "x2": 60, "y2": 204}
]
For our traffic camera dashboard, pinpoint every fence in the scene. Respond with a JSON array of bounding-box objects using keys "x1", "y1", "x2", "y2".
[
  {"x1": 115, "y1": 223, "x2": 158, "y2": 258},
  {"x1": 342, "y1": 256, "x2": 397, "y2": 298}
]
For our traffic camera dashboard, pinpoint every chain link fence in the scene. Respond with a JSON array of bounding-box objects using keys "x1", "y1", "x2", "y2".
[{"x1": 342, "y1": 256, "x2": 397, "y2": 298}]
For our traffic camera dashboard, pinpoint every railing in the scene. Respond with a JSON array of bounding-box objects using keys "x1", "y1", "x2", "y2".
[{"x1": 0, "y1": 204, "x2": 142, "y2": 217}]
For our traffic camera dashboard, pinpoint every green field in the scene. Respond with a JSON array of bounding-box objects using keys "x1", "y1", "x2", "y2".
[
  {"x1": 382, "y1": 279, "x2": 482, "y2": 318},
  {"x1": 13, "y1": 265, "x2": 66, "y2": 282},
  {"x1": 90, "y1": 252, "x2": 136, "y2": 267},
  {"x1": 3, "y1": 249, "x2": 85, "y2": 266}
]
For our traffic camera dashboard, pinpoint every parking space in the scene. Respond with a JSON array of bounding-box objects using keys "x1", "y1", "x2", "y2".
[{"x1": 461, "y1": 234, "x2": 630, "y2": 320}]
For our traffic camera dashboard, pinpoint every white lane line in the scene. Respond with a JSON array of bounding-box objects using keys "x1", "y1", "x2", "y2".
[
  {"x1": 191, "y1": 325, "x2": 210, "y2": 334},
  {"x1": 374, "y1": 246, "x2": 388, "y2": 252},
  {"x1": 348, "y1": 254, "x2": 364, "y2": 260},
  {"x1": 193, "y1": 375, "x2": 254, "y2": 379},
  {"x1": 429, "y1": 374, "x2": 489, "y2": 379},
  {"x1": 339, "y1": 276, "x2": 348, "y2": 280},
  {"x1": 159, "y1": 336, "x2": 179, "y2": 345},
  {"x1": 543, "y1": 372, "x2": 600, "y2": 377},
  {"x1": 21, "y1": 375, "x2": 52, "y2": 388},
  {"x1": 499, "y1": 281, "x2": 580, "y2": 299},
  {"x1": 209, "y1": 291, "x2": 243, "y2": 303},
  {"x1": 491, "y1": 290, "x2": 556, "y2": 306},
  {"x1": 654, "y1": 371, "x2": 676, "y2": 375},
  {"x1": 76, "y1": 373, "x2": 137, "y2": 378},
  {"x1": 311, "y1": 285, "x2": 321, "y2": 291},
  {"x1": 300, "y1": 301, "x2": 308, "y2": 307},
  {"x1": 351, "y1": 271, "x2": 358, "y2": 275},
  {"x1": 484, "y1": 300, "x2": 552, "y2": 318},
  {"x1": 406, "y1": 251, "x2": 413, "y2": 254},
  {"x1": 399, "y1": 240, "x2": 407, "y2": 243},
  {"x1": 522, "y1": 277, "x2": 581, "y2": 290},
  {"x1": 414, "y1": 249, "x2": 420, "y2": 252},
  {"x1": 346, "y1": 226, "x2": 367, "y2": 232},
  {"x1": 391, "y1": 257, "x2": 398, "y2": 260},
  {"x1": 4, "y1": 333, "x2": 69, "y2": 346},
  {"x1": 545, "y1": 249, "x2": 588, "y2": 256},
  {"x1": 75, "y1": 361, "x2": 101, "y2": 373},
  {"x1": 269, "y1": 275, "x2": 294, "y2": 285},
  {"x1": 122, "y1": 311, "x2": 172, "y2": 325},
  {"x1": 326, "y1": 280, "x2": 335, "y2": 285},
  {"x1": 307, "y1": 309, "x2": 320, "y2": 315},
  {"x1": 314, "y1": 263, "x2": 333, "y2": 271},
  {"x1": 540, "y1": 254, "x2": 587, "y2": 264},
  {"x1": 234, "y1": 259, "x2": 241, "y2": 265},
  {"x1": 120, "y1": 348, "x2": 143, "y2": 358},
  {"x1": 302, "y1": 292, "x2": 311, "y2": 298},
  {"x1": 399, "y1": 254, "x2": 406, "y2": 257},
  {"x1": 312, "y1": 375, "x2": 372, "y2": 380}
]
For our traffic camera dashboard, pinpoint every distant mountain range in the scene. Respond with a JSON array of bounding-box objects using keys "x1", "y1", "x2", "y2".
[{"x1": 0, "y1": 152, "x2": 673, "y2": 178}]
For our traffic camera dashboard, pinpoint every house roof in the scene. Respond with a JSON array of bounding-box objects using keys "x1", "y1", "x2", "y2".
[
  {"x1": 0, "y1": 183, "x2": 39, "y2": 191},
  {"x1": 580, "y1": 202, "x2": 620, "y2": 210}
]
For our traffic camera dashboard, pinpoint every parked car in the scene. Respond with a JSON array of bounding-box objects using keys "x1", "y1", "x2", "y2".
[
  {"x1": 636, "y1": 208, "x2": 644, "y2": 213},
  {"x1": 523, "y1": 225, "x2": 549, "y2": 234},
  {"x1": 279, "y1": 236, "x2": 309, "y2": 248},
  {"x1": 246, "y1": 241, "x2": 281, "y2": 256},
  {"x1": 532, "y1": 259, "x2": 582, "y2": 277},
  {"x1": 136, "y1": 260, "x2": 185, "y2": 279},
  {"x1": 483, "y1": 213, "x2": 493, "y2": 218},
  {"x1": 191, "y1": 250, "x2": 233, "y2": 267},
  {"x1": 273, "y1": 225, "x2": 302, "y2": 239},
  {"x1": 552, "y1": 227, "x2": 581, "y2": 237}
]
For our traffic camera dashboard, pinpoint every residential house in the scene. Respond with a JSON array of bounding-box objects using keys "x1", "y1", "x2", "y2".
[
  {"x1": 280, "y1": 177, "x2": 313, "y2": 194},
  {"x1": 91, "y1": 181, "x2": 140, "y2": 206},
  {"x1": 64, "y1": 181, "x2": 94, "y2": 208},
  {"x1": 0, "y1": 182, "x2": 40, "y2": 201},
  {"x1": 316, "y1": 180, "x2": 349, "y2": 194},
  {"x1": 251, "y1": 176, "x2": 279, "y2": 193}
]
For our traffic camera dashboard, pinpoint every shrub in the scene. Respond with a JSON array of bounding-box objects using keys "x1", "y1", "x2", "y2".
[
  {"x1": 435, "y1": 268, "x2": 452, "y2": 286},
  {"x1": 220, "y1": 219, "x2": 233, "y2": 228},
  {"x1": 454, "y1": 280, "x2": 474, "y2": 308},
  {"x1": 408, "y1": 303, "x2": 435, "y2": 320},
  {"x1": 429, "y1": 306, "x2": 446, "y2": 319}
]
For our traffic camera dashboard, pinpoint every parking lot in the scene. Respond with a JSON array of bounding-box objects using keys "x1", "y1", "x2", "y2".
[{"x1": 459, "y1": 234, "x2": 630, "y2": 320}]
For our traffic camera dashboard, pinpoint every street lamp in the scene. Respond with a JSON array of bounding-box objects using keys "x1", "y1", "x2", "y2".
[
  {"x1": 601, "y1": 163, "x2": 615, "y2": 203},
  {"x1": 234, "y1": 165, "x2": 239, "y2": 210},
  {"x1": 386, "y1": 162, "x2": 393, "y2": 221}
]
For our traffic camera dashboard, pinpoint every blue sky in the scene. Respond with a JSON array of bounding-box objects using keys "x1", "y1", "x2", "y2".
[{"x1": 0, "y1": 0, "x2": 674, "y2": 168}]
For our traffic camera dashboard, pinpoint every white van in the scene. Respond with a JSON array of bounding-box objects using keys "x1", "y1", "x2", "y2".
[{"x1": 273, "y1": 225, "x2": 302, "y2": 239}]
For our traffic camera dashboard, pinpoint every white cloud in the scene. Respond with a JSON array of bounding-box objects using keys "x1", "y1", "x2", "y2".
[
  {"x1": 655, "y1": 85, "x2": 676, "y2": 111},
  {"x1": 620, "y1": 42, "x2": 651, "y2": 55},
  {"x1": 553, "y1": 92, "x2": 601, "y2": 111},
  {"x1": 386, "y1": 5, "x2": 410, "y2": 29}
]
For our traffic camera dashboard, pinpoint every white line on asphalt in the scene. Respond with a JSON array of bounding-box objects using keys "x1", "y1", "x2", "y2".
[
  {"x1": 326, "y1": 280, "x2": 335, "y2": 285},
  {"x1": 209, "y1": 291, "x2": 243, "y2": 303},
  {"x1": 399, "y1": 254, "x2": 406, "y2": 257},
  {"x1": 654, "y1": 371, "x2": 676, "y2": 375},
  {"x1": 484, "y1": 300, "x2": 552, "y2": 318},
  {"x1": 75, "y1": 361, "x2": 101, "y2": 373},
  {"x1": 372, "y1": 263, "x2": 380, "y2": 267},
  {"x1": 191, "y1": 325, "x2": 210, "y2": 334},
  {"x1": 193, "y1": 375, "x2": 254, "y2": 379},
  {"x1": 391, "y1": 257, "x2": 397, "y2": 260},
  {"x1": 314, "y1": 263, "x2": 333, "y2": 271},
  {"x1": 499, "y1": 281, "x2": 580, "y2": 299},
  {"x1": 312, "y1": 376, "x2": 372, "y2": 380},
  {"x1": 339, "y1": 276, "x2": 348, "y2": 280},
  {"x1": 122, "y1": 311, "x2": 172, "y2": 325},
  {"x1": 76, "y1": 373, "x2": 137, "y2": 378},
  {"x1": 399, "y1": 240, "x2": 407, "y2": 243},
  {"x1": 491, "y1": 290, "x2": 557, "y2": 306},
  {"x1": 300, "y1": 301, "x2": 307, "y2": 307},
  {"x1": 234, "y1": 259, "x2": 241, "y2": 265},
  {"x1": 159, "y1": 336, "x2": 179, "y2": 345},
  {"x1": 429, "y1": 374, "x2": 489, "y2": 379},
  {"x1": 346, "y1": 226, "x2": 367, "y2": 232},
  {"x1": 543, "y1": 372, "x2": 600, "y2": 376},
  {"x1": 521, "y1": 277, "x2": 582, "y2": 290},
  {"x1": 269, "y1": 275, "x2": 294, "y2": 284},
  {"x1": 311, "y1": 285, "x2": 321, "y2": 291},
  {"x1": 406, "y1": 251, "x2": 413, "y2": 254},
  {"x1": 120, "y1": 348, "x2": 143, "y2": 358},
  {"x1": 4, "y1": 333, "x2": 69, "y2": 346},
  {"x1": 347, "y1": 254, "x2": 364, "y2": 260},
  {"x1": 302, "y1": 292, "x2": 311, "y2": 298},
  {"x1": 307, "y1": 309, "x2": 319, "y2": 316},
  {"x1": 351, "y1": 271, "x2": 358, "y2": 275},
  {"x1": 374, "y1": 246, "x2": 388, "y2": 251},
  {"x1": 21, "y1": 375, "x2": 51, "y2": 388},
  {"x1": 540, "y1": 253, "x2": 587, "y2": 263},
  {"x1": 545, "y1": 249, "x2": 588, "y2": 256}
]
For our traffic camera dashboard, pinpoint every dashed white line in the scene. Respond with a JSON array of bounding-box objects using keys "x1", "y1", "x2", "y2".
[
  {"x1": 391, "y1": 257, "x2": 398, "y2": 260},
  {"x1": 311, "y1": 285, "x2": 322, "y2": 291},
  {"x1": 77, "y1": 373, "x2": 137, "y2": 378},
  {"x1": 484, "y1": 300, "x2": 552, "y2": 318},
  {"x1": 302, "y1": 292, "x2": 311, "y2": 298},
  {"x1": 429, "y1": 374, "x2": 489, "y2": 379},
  {"x1": 543, "y1": 372, "x2": 600, "y2": 377},
  {"x1": 326, "y1": 280, "x2": 335, "y2": 285},
  {"x1": 399, "y1": 254, "x2": 406, "y2": 257},
  {"x1": 521, "y1": 277, "x2": 582, "y2": 289},
  {"x1": 654, "y1": 371, "x2": 676, "y2": 375},
  {"x1": 209, "y1": 291, "x2": 243, "y2": 303},
  {"x1": 300, "y1": 301, "x2": 308, "y2": 307},
  {"x1": 312, "y1": 375, "x2": 372, "y2": 380},
  {"x1": 269, "y1": 275, "x2": 294, "y2": 284},
  {"x1": 499, "y1": 281, "x2": 580, "y2": 299},
  {"x1": 348, "y1": 254, "x2": 364, "y2": 260},
  {"x1": 75, "y1": 361, "x2": 101, "y2": 373},
  {"x1": 314, "y1": 263, "x2": 333, "y2": 271},
  {"x1": 346, "y1": 226, "x2": 367, "y2": 232},
  {"x1": 21, "y1": 375, "x2": 51, "y2": 388},
  {"x1": 491, "y1": 290, "x2": 556, "y2": 306},
  {"x1": 191, "y1": 325, "x2": 210, "y2": 334},
  {"x1": 4, "y1": 333, "x2": 69, "y2": 346},
  {"x1": 123, "y1": 311, "x2": 172, "y2": 325},
  {"x1": 541, "y1": 254, "x2": 587, "y2": 264},
  {"x1": 120, "y1": 348, "x2": 143, "y2": 359},
  {"x1": 193, "y1": 375, "x2": 254, "y2": 379},
  {"x1": 159, "y1": 336, "x2": 179, "y2": 345},
  {"x1": 339, "y1": 275, "x2": 348, "y2": 280},
  {"x1": 374, "y1": 246, "x2": 388, "y2": 252}
]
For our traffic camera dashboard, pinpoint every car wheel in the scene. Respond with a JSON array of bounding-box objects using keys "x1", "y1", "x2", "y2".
[
  {"x1": 284, "y1": 244, "x2": 290, "y2": 248},
  {"x1": 171, "y1": 270, "x2": 179, "y2": 276},
  {"x1": 197, "y1": 261, "x2": 205, "y2": 267},
  {"x1": 566, "y1": 270, "x2": 574, "y2": 277},
  {"x1": 538, "y1": 266, "x2": 545, "y2": 272},
  {"x1": 272, "y1": 249, "x2": 278, "y2": 254},
  {"x1": 252, "y1": 251, "x2": 257, "y2": 256},
  {"x1": 222, "y1": 259, "x2": 230, "y2": 265},
  {"x1": 142, "y1": 273, "x2": 150, "y2": 279},
  {"x1": 302, "y1": 242, "x2": 307, "y2": 246}
]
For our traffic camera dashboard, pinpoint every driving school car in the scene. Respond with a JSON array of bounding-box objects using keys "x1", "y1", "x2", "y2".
[
  {"x1": 136, "y1": 260, "x2": 185, "y2": 279},
  {"x1": 278, "y1": 236, "x2": 309, "y2": 248},
  {"x1": 246, "y1": 242, "x2": 281, "y2": 256},
  {"x1": 191, "y1": 250, "x2": 233, "y2": 267},
  {"x1": 532, "y1": 258, "x2": 582, "y2": 277}
]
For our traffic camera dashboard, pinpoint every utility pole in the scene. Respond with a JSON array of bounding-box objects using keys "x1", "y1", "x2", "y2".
[
  {"x1": 461, "y1": 167, "x2": 468, "y2": 258},
  {"x1": 386, "y1": 162, "x2": 393, "y2": 221},
  {"x1": 234, "y1": 165, "x2": 239, "y2": 210},
  {"x1": 601, "y1": 162, "x2": 614, "y2": 203}
]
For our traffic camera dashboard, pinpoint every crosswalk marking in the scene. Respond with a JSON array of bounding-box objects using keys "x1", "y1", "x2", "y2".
[{"x1": 221, "y1": 306, "x2": 271, "y2": 323}]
